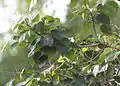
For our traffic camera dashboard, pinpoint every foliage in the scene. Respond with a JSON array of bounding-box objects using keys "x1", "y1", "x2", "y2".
[
  {"x1": 6, "y1": 0, "x2": 120, "y2": 86},
  {"x1": 0, "y1": 45, "x2": 29, "y2": 85}
]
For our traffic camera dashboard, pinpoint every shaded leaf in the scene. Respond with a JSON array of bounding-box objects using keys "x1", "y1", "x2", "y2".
[
  {"x1": 40, "y1": 46, "x2": 59, "y2": 61},
  {"x1": 100, "y1": 24, "x2": 112, "y2": 35},
  {"x1": 39, "y1": 36, "x2": 54, "y2": 47},
  {"x1": 95, "y1": 14, "x2": 110, "y2": 24},
  {"x1": 61, "y1": 38, "x2": 70, "y2": 47},
  {"x1": 33, "y1": 21, "x2": 44, "y2": 32},
  {"x1": 33, "y1": 51, "x2": 41, "y2": 63},
  {"x1": 71, "y1": 77, "x2": 85, "y2": 86},
  {"x1": 56, "y1": 43, "x2": 69, "y2": 56},
  {"x1": 51, "y1": 29, "x2": 65, "y2": 40},
  {"x1": 39, "y1": 54, "x2": 48, "y2": 63}
]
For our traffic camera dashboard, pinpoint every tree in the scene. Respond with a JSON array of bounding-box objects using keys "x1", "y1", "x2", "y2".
[{"x1": 5, "y1": 0, "x2": 120, "y2": 86}]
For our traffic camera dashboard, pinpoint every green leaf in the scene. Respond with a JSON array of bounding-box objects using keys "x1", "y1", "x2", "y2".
[
  {"x1": 19, "y1": 32, "x2": 29, "y2": 42},
  {"x1": 70, "y1": 0, "x2": 79, "y2": 9},
  {"x1": 95, "y1": 13, "x2": 110, "y2": 24},
  {"x1": 61, "y1": 38, "x2": 70, "y2": 47},
  {"x1": 26, "y1": 78, "x2": 38, "y2": 86},
  {"x1": 33, "y1": 21, "x2": 44, "y2": 32},
  {"x1": 51, "y1": 29, "x2": 72, "y2": 40},
  {"x1": 61, "y1": 29, "x2": 75, "y2": 37},
  {"x1": 76, "y1": 22, "x2": 92, "y2": 42},
  {"x1": 24, "y1": 69, "x2": 35, "y2": 75},
  {"x1": 56, "y1": 43, "x2": 69, "y2": 56},
  {"x1": 32, "y1": 14, "x2": 40, "y2": 23},
  {"x1": 44, "y1": 15, "x2": 55, "y2": 24},
  {"x1": 65, "y1": 49, "x2": 76, "y2": 61},
  {"x1": 41, "y1": 46, "x2": 59, "y2": 61},
  {"x1": 57, "y1": 56, "x2": 65, "y2": 63},
  {"x1": 51, "y1": 29, "x2": 63, "y2": 40},
  {"x1": 107, "y1": 1, "x2": 118, "y2": 12},
  {"x1": 18, "y1": 41, "x2": 28, "y2": 47},
  {"x1": 101, "y1": 1, "x2": 118, "y2": 17},
  {"x1": 105, "y1": 51, "x2": 120, "y2": 62},
  {"x1": 16, "y1": 76, "x2": 33, "y2": 86},
  {"x1": 67, "y1": 18, "x2": 83, "y2": 32},
  {"x1": 100, "y1": 24, "x2": 112, "y2": 35},
  {"x1": 98, "y1": 48, "x2": 111, "y2": 64}
]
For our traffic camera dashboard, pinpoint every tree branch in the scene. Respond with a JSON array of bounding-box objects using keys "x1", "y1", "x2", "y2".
[{"x1": 76, "y1": 43, "x2": 120, "y2": 51}]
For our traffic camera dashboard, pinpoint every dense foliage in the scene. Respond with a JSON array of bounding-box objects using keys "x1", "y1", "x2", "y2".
[{"x1": 6, "y1": 0, "x2": 120, "y2": 86}]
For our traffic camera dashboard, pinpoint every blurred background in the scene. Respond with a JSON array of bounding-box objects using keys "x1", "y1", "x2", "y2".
[
  {"x1": 0, "y1": 0, "x2": 120, "y2": 85},
  {"x1": 0, "y1": 0, "x2": 70, "y2": 84}
]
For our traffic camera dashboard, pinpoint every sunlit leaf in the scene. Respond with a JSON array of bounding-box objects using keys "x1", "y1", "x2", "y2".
[{"x1": 32, "y1": 14, "x2": 40, "y2": 23}]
